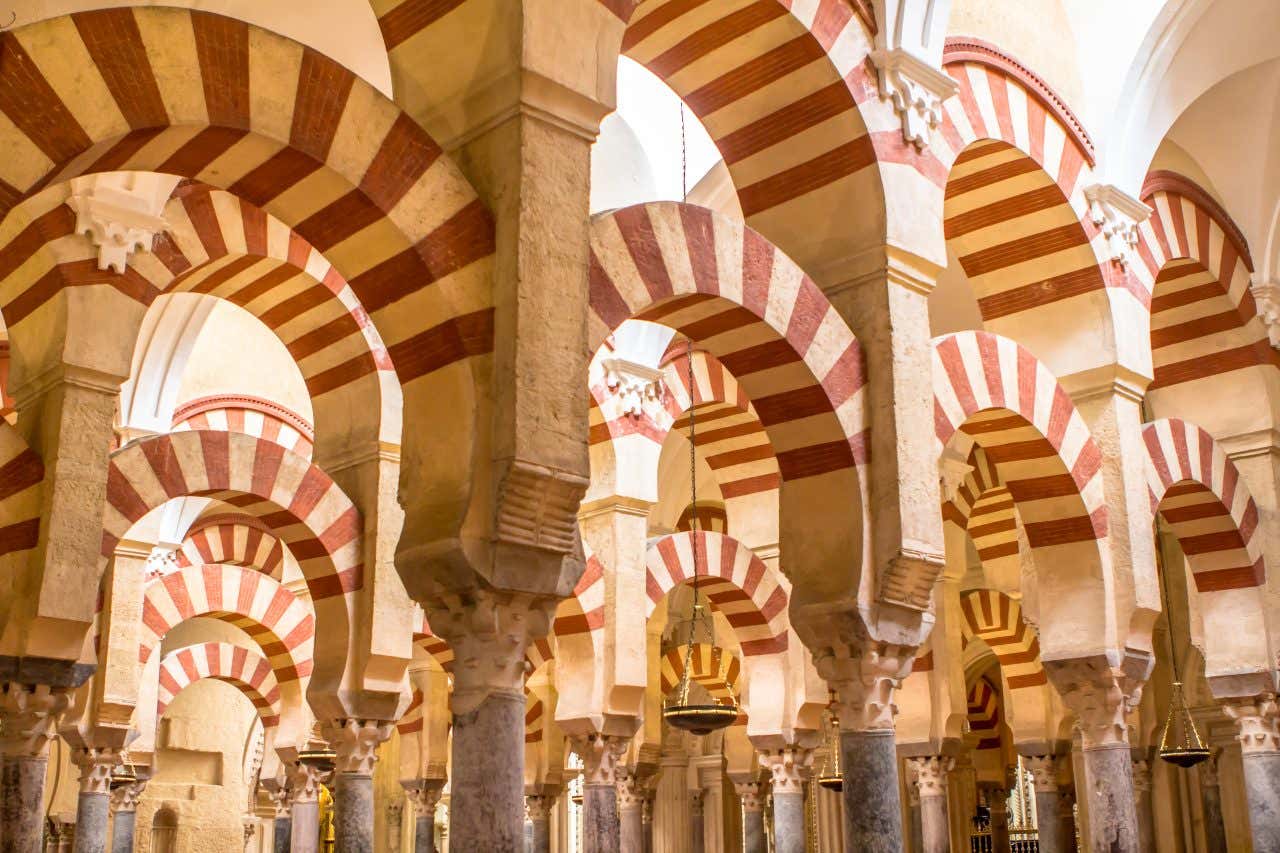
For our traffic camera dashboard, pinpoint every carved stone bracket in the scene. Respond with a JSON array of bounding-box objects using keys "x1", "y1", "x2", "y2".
[
  {"x1": 1222, "y1": 694, "x2": 1280, "y2": 755},
  {"x1": 906, "y1": 755, "x2": 953, "y2": 798},
  {"x1": 869, "y1": 48, "x2": 959, "y2": 150},
  {"x1": 72, "y1": 746, "x2": 123, "y2": 795},
  {"x1": 321, "y1": 718, "x2": 393, "y2": 776},
  {"x1": 0, "y1": 682, "x2": 72, "y2": 758},
  {"x1": 495, "y1": 459, "x2": 589, "y2": 558},
  {"x1": 1043, "y1": 655, "x2": 1144, "y2": 749},
  {"x1": 572, "y1": 733, "x2": 629, "y2": 787},
  {"x1": 879, "y1": 546, "x2": 947, "y2": 612},
  {"x1": 1023, "y1": 755, "x2": 1058, "y2": 793},
  {"x1": 66, "y1": 173, "x2": 176, "y2": 274},
  {"x1": 602, "y1": 357, "x2": 665, "y2": 419},
  {"x1": 1251, "y1": 278, "x2": 1280, "y2": 348},
  {"x1": 426, "y1": 589, "x2": 556, "y2": 714},
  {"x1": 1084, "y1": 184, "x2": 1151, "y2": 268},
  {"x1": 759, "y1": 747, "x2": 813, "y2": 796}
]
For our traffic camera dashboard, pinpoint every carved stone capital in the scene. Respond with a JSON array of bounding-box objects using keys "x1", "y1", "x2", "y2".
[
  {"x1": 1023, "y1": 755, "x2": 1058, "y2": 793},
  {"x1": 1084, "y1": 184, "x2": 1150, "y2": 268},
  {"x1": 110, "y1": 780, "x2": 146, "y2": 813},
  {"x1": 72, "y1": 746, "x2": 123, "y2": 795},
  {"x1": 1251, "y1": 278, "x2": 1280, "y2": 348},
  {"x1": 572, "y1": 733, "x2": 629, "y2": 787},
  {"x1": 321, "y1": 718, "x2": 393, "y2": 775},
  {"x1": 1043, "y1": 655, "x2": 1144, "y2": 749},
  {"x1": 759, "y1": 746, "x2": 813, "y2": 796},
  {"x1": 798, "y1": 616, "x2": 916, "y2": 732},
  {"x1": 263, "y1": 780, "x2": 292, "y2": 817},
  {"x1": 402, "y1": 778, "x2": 446, "y2": 814},
  {"x1": 602, "y1": 357, "x2": 665, "y2": 420},
  {"x1": 0, "y1": 683, "x2": 72, "y2": 758},
  {"x1": 289, "y1": 762, "x2": 325, "y2": 804},
  {"x1": 66, "y1": 173, "x2": 176, "y2": 274},
  {"x1": 616, "y1": 766, "x2": 646, "y2": 810},
  {"x1": 426, "y1": 589, "x2": 556, "y2": 714},
  {"x1": 525, "y1": 793, "x2": 555, "y2": 821},
  {"x1": 733, "y1": 779, "x2": 766, "y2": 813},
  {"x1": 386, "y1": 800, "x2": 404, "y2": 832},
  {"x1": 906, "y1": 755, "x2": 953, "y2": 798},
  {"x1": 1223, "y1": 694, "x2": 1280, "y2": 755},
  {"x1": 870, "y1": 48, "x2": 958, "y2": 150}
]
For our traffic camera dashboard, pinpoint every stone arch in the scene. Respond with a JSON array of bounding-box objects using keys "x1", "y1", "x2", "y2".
[
  {"x1": 172, "y1": 514, "x2": 287, "y2": 580},
  {"x1": 0, "y1": 422, "x2": 44, "y2": 586},
  {"x1": 140, "y1": 564, "x2": 315, "y2": 682},
  {"x1": 943, "y1": 445, "x2": 1020, "y2": 579},
  {"x1": 397, "y1": 687, "x2": 423, "y2": 736},
  {"x1": 959, "y1": 589, "x2": 1045, "y2": 689},
  {"x1": 591, "y1": 202, "x2": 867, "y2": 606},
  {"x1": 966, "y1": 676, "x2": 1003, "y2": 752},
  {"x1": 172, "y1": 394, "x2": 315, "y2": 461},
  {"x1": 932, "y1": 330, "x2": 1111, "y2": 657},
  {"x1": 156, "y1": 641, "x2": 283, "y2": 728}
]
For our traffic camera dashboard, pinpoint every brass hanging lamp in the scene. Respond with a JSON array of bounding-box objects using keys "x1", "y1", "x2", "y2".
[
  {"x1": 1155, "y1": 539, "x2": 1210, "y2": 768},
  {"x1": 661, "y1": 340, "x2": 739, "y2": 737},
  {"x1": 816, "y1": 708, "x2": 842, "y2": 791}
]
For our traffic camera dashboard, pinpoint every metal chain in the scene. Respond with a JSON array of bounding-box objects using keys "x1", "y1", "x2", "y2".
[
  {"x1": 686, "y1": 339, "x2": 703, "y2": 645},
  {"x1": 680, "y1": 104, "x2": 688, "y2": 200}
]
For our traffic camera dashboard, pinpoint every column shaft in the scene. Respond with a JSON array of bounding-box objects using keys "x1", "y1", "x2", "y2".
[
  {"x1": 907, "y1": 797, "x2": 923, "y2": 853},
  {"x1": 583, "y1": 784, "x2": 620, "y2": 853},
  {"x1": 2, "y1": 755, "x2": 50, "y2": 853},
  {"x1": 71, "y1": 792, "x2": 109, "y2": 853},
  {"x1": 528, "y1": 816, "x2": 549, "y2": 853},
  {"x1": 450, "y1": 690, "x2": 525, "y2": 851},
  {"x1": 1242, "y1": 752, "x2": 1280, "y2": 850},
  {"x1": 619, "y1": 805, "x2": 643, "y2": 853},
  {"x1": 841, "y1": 730, "x2": 902, "y2": 853},
  {"x1": 772, "y1": 792, "x2": 803, "y2": 853},
  {"x1": 333, "y1": 773, "x2": 374, "y2": 853},
  {"x1": 1201, "y1": 781, "x2": 1227, "y2": 853},
  {"x1": 291, "y1": 801, "x2": 320, "y2": 853},
  {"x1": 1057, "y1": 794, "x2": 1078, "y2": 853},
  {"x1": 415, "y1": 815, "x2": 435, "y2": 853},
  {"x1": 1079, "y1": 746, "x2": 1138, "y2": 852},
  {"x1": 109, "y1": 810, "x2": 136, "y2": 853},
  {"x1": 689, "y1": 811, "x2": 704, "y2": 853},
  {"x1": 742, "y1": 808, "x2": 765, "y2": 853},
  {"x1": 272, "y1": 817, "x2": 292, "y2": 853},
  {"x1": 1034, "y1": 791, "x2": 1063, "y2": 853},
  {"x1": 918, "y1": 796, "x2": 947, "y2": 853}
]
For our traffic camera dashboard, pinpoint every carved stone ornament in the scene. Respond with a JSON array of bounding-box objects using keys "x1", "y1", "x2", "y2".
[
  {"x1": 72, "y1": 746, "x2": 123, "y2": 795},
  {"x1": 1250, "y1": 278, "x2": 1280, "y2": 348},
  {"x1": 759, "y1": 746, "x2": 813, "y2": 796},
  {"x1": 572, "y1": 733, "x2": 629, "y2": 787},
  {"x1": 603, "y1": 357, "x2": 665, "y2": 419},
  {"x1": 1084, "y1": 184, "x2": 1151, "y2": 268},
  {"x1": 798, "y1": 614, "x2": 917, "y2": 732},
  {"x1": 879, "y1": 545, "x2": 947, "y2": 612},
  {"x1": 1023, "y1": 755, "x2": 1058, "y2": 793},
  {"x1": 264, "y1": 780, "x2": 292, "y2": 817},
  {"x1": 66, "y1": 172, "x2": 176, "y2": 274},
  {"x1": 0, "y1": 682, "x2": 72, "y2": 758},
  {"x1": 907, "y1": 755, "x2": 953, "y2": 798},
  {"x1": 494, "y1": 459, "x2": 589, "y2": 557},
  {"x1": 525, "y1": 793, "x2": 555, "y2": 822},
  {"x1": 616, "y1": 766, "x2": 646, "y2": 810},
  {"x1": 402, "y1": 778, "x2": 445, "y2": 814},
  {"x1": 870, "y1": 48, "x2": 959, "y2": 150},
  {"x1": 426, "y1": 589, "x2": 556, "y2": 715},
  {"x1": 1222, "y1": 694, "x2": 1280, "y2": 755},
  {"x1": 321, "y1": 718, "x2": 393, "y2": 775},
  {"x1": 733, "y1": 779, "x2": 766, "y2": 812},
  {"x1": 110, "y1": 780, "x2": 145, "y2": 813},
  {"x1": 289, "y1": 761, "x2": 325, "y2": 804},
  {"x1": 1042, "y1": 656, "x2": 1132, "y2": 749}
]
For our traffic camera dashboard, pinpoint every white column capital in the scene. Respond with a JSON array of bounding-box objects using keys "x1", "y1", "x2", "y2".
[
  {"x1": 403, "y1": 778, "x2": 446, "y2": 814},
  {"x1": 0, "y1": 683, "x2": 72, "y2": 758},
  {"x1": 109, "y1": 779, "x2": 146, "y2": 813},
  {"x1": 1223, "y1": 694, "x2": 1280, "y2": 755},
  {"x1": 1044, "y1": 654, "x2": 1149, "y2": 749},
  {"x1": 320, "y1": 718, "x2": 393, "y2": 775},
  {"x1": 759, "y1": 746, "x2": 814, "y2": 796},
  {"x1": 869, "y1": 48, "x2": 958, "y2": 151},
  {"x1": 71, "y1": 746, "x2": 123, "y2": 795},
  {"x1": 906, "y1": 755, "x2": 953, "y2": 798},
  {"x1": 572, "y1": 732, "x2": 630, "y2": 786},
  {"x1": 1251, "y1": 277, "x2": 1280, "y2": 348},
  {"x1": 733, "y1": 779, "x2": 766, "y2": 813},
  {"x1": 66, "y1": 172, "x2": 178, "y2": 274},
  {"x1": 1023, "y1": 755, "x2": 1058, "y2": 793},
  {"x1": 289, "y1": 762, "x2": 325, "y2": 804},
  {"x1": 1084, "y1": 184, "x2": 1151, "y2": 268},
  {"x1": 616, "y1": 765, "x2": 646, "y2": 810}
]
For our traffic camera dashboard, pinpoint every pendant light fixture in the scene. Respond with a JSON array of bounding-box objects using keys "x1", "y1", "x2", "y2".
[
  {"x1": 816, "y1": 706, "x2": 843, "y2": 791},
  {"x1": 1155, "y1": 537, "x2": 1210, "y2": 768},
  {"x1": 662, "y1": 340, "x2": 739, "y2": 737}
]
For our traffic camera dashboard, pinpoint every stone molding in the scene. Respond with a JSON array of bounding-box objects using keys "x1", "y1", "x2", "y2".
[
  {"x1": 1084, "y1": 184, "x2": 1151, "y2": 268},
  {"x1": 1023, "y1": 755, "x2": 1058, "y2": 793},
  {"x1": 572, "y1": 733, "x2": 629, "y2": 787},
  {"x1": 66, "y1": 173, "x2": 175, "y2": 274},
  {"x1": 760, "y1": 747, "x2": 813, "y2": 796},
  {"x1": 321, "y1": 718, "x2": 393, "y2": 775},
  {"x1": 72, "y1": 746, "x2": 123, "y2": 795},
  {"x1": 869, "y1": 48, "x2": 958, "y2": 150},
  {"x1": 601, "y1": 357, "x2": 665, "y2": 419},
  {"x1": 289, "y1": 762, "x2": 325, "y2": 804},
  {"x1": 1222, "y1": 694, "x2": 1280, "y2": 755},
  {"x1": 109, "y1": 780, "x2": 146, "y2": 813},
  {"x1": 402, "y1": 778, "x2": 446, "y2": 814},
  {"x1": 0, "y1": 682, "x2": 72, "y2": 758},
  {"x1": 426, "y1": 590, "x2": 556, "y2": 714},
  {"x1": 733, "y1": 779, "x2": 766, "y2": 813},
  {"x1": 906, "y1": 755, "x2": 953, "y2": 798}
]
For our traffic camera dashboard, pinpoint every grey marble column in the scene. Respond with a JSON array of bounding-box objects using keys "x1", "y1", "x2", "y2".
[
  {"x1": 108, "y1": 781, "x2": 143, "y2": 853},
  {"x1": 689, "y1": 790, "x2": 705, "y2": 853},
  {"x1": 273, "y1": 816, "x2": 293, "y2": 853},
  {"x1": 574, "y1": 733, "x2": 628, "y2": 853},
  {"x1": 525, "y1": 794, "x2": 553, "y2": 853},
  {"x1": 1199, "y1": 753, "x2": 1227, "y2": 853},
  {"x1": 403, "y1": 779, "x2": 444, "y2": 853},
  {"x1": 1, "y1": 680, "x2": 71, "y2": 853},
  {"x1": 1079, "y1": 744, "x2": 1139, "y2": 852},
  {"x1": 733, "y1": 780, "x2": 766, "y2": 853},
  {"x1": 1025, "y1": 756, "x2": 1063, "y2": 853},
  {"x1": 842, "y1": 730, "x2": 902, "y2": 853},
  {"x1": 323, "y1": 719, "x2": 393, "y2": 853},
  {"x1": 761, "y1": 747, "x2": 811, "y2": 853},
  {"x1": 905, "y1": 756, "x2": 951, "y2": 853},
  {"x1": 451, "y1": 690, "x2": 526, "y2": 851},
  {"x1": 289, "y1": 763, "x2": 324, "y2": 853}
]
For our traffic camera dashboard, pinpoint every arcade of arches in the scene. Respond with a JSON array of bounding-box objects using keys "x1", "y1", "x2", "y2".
[{"x1": 2, "y1": 2, "x2": 1280, "y2": 852}]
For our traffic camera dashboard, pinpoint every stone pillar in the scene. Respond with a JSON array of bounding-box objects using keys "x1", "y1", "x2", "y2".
[
  {"x1": 617, "y1": 767, "x2": 644, "y2": 853},
  {"x1": 266, "y1": 783, "x2": 293, "y2": 853},
  {"x1": 321, "y1": 719, "x2": 393, "y2": 853},
  {"x1": 1025, "y1": 756, "x2": 1063, "y2": 853},
  {"x1": 760, "y1": 747, "x2": 811, "y2": 853},
  {"x1": 108, "y1": 782, "x2": 143, "y2": 853},
  {"x1": 1222, "y1": 695, "x2": 1280, "y2": 850},
  {"x1": 641, "y1": 795, "x2": 653, "y2": 853},
  {"x1": 987, "y1": 787, "x2": 1010, "y2": 853},
  {"x1": 525, "y1": 794, "x2": 554, "y2": 853},
  {"x1": 905, "y1": 756, "x2": 951, "y2": 853},
  {"x1": 69, "y1": 748, "x2": 120, "y2": 853},
  {"x1": 1057, "y1": 789, "x2": 1078, "y2": 853},
  {"x1": 289, "y1": 763, "x2": 324, "y2": 853},
  {"x1": 402, "y1": 780, "x2": 444, "y2": 853},
  {"x1": 387, "y1": 802, "x2": 404, "y2": 853},
  {"x1": 904, "y1": 768, "x2": 923, "y2": 853},
  {"x1": 1199, "y1": 752, "x2": 1227, "y2": 853},
  {"x1": 732, "y1": 780, "x2": 766, "y2": 853},
  {"x1": 573, "y1": 734, "x2": 628, "y2": 853},
  {"x1": 1, "y1": 683, "x2": 73, "y2": 853},
  {"x1": 688, "y1": 790, "x2": 704, "y2": 853},
  {"x1": 1130, "y1": 757, "x2": 1154, "y2": 853}
]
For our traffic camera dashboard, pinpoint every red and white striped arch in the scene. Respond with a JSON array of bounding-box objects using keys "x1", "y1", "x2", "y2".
[
  {"x1": 1141, "y1": 418, "x2": 1264, "y2": 592},
  {"x1": 936, "y1": 39, "x2": 1118, "y2": 323},
  {"x1": 397, "y1": 688, "x2": 424, "y2": 736},
  {"x1": 943, "y1": 447, "x2": 1020, "y2": 577},
  {"x1": 1135, "y1": 172, "x2": 1273, "y2": 389},
  {"x1": 550, "y1": 548, "x2": 607, "y2": 646},
  {"x1": 172, "y1": 514, "x2": 287, "y2": 580},
  {"x1": 156, "y1": 642, "x2": 282, "y2": 728},
  {"x1": 103, "y1": 431, "x2": 362, "y2": 604},
  {"x1": 644, "y1": 530, "x2": 787, "y2": 657},
  {"x1": 966, "y1": 678, "x2": 1002, "y2": 751},
  {"x1": 140, "y1": 564, "x2": 314, "y2": 682},
  {"x1": 960, "y1": 589, "x2": 1045, "y2": 689},
  {"x1": 173, "y1": 393, "x2": 314, "y2": 460},
  {"x1": 932, "y1": 331, "x2": 1107, "y2": 548},
  {"x1": 525, "y1": 696, "x2": 545, "y2": 744},
  {"x1": 0, "y1": 7, "x2": 493, "y2": 393},
  {"x1": 0, "y1": 422, "x2": 44, "y2": 575}
]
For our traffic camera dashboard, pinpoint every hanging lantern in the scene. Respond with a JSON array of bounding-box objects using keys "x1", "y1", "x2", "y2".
[
  {"x1": 1158, "y1": 681, "x2": 1210, "y2": 767},
  {"x1": 816, "y1": 711, "x2": 842, "y2": 791},
  {"x1": 661, "y1": 340, "x2": 738, "y2": 738},
  {"x1": 298, "y1": 745, "x2": 337, "y2": 776}
]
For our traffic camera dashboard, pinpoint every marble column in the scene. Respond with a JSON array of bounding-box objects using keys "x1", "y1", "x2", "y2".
[
  {"x1": 1025, "y1": 756, "x2": 1064, "y2": 853},
  {"x1": 70, "y1": 748, "x2": 121, "y2": 853},
  {"x1": 688, "y1": 790, "x2": 705, "y2": 853},
  {"x1": 574, "y1": 734, "x2": 628, "y2": 853},
  {"x1": 402, "y1": 779, "x2": 444, "y2": 853},
  {"x1": 905, "y1": 756, "x2": 951, "y2": 853},
  {"x1": 1, "y1": 684, "x2": 73, "y2": 853},
  {"x1": 733, "y1": 780, "x2": 766, "y2": 853},
  {"x1": 289, "y1": 763, "x2": 324, "y2": 853},
  {"x1": 1056, "y1": 790, "x2": 1078, "y2": 853},
  {"x1": 904, "y1": 768, "x2": 923, "y2": 853},
  {"x1": 108, "y1": 782, "x2": 143, "y2": 853},
  {"x1": 266, "y1": 783, "x2": 293, "y2": 853},
  {"x1": 1223, "y1": 695, "x2": 1280, "y2": 850},
  {"x1": 1199, "y1": 752, "x2": 1228, "y2": 853},
  {"x1": 760, "y1": 747, "x2": 811, "y2": 853},
  {"x1": 986, "y1": 787, "x2": 1010, "y2": 853},
  {"x1": 617, "y1": 767, "x2": 645, "y2": 853},
  {"x1": 525, "y1": 794, "x2": 553, "y2": 853},
  {"x1": 1130, "y1": 757, "x2": 1154, "y2": 853},
  {"x1": 322, "y1": 719, "x2": 393, "y2": 853},
  {"x1": 641, "y1": 795, "x2": 653, "y2": 853}
]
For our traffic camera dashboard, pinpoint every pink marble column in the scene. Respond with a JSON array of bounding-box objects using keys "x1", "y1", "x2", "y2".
[{"x1": 905, "y1": 757, "x2": 952, "y2": 853}]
